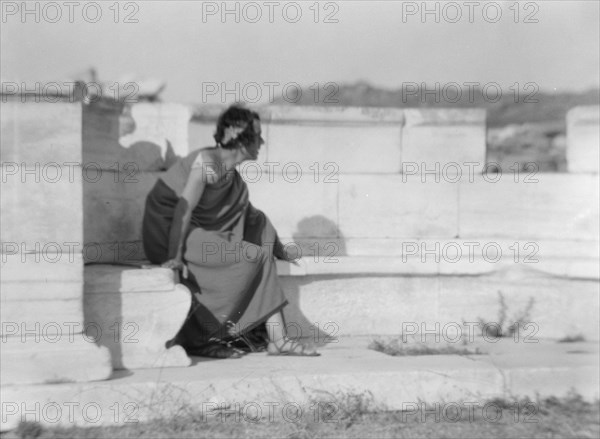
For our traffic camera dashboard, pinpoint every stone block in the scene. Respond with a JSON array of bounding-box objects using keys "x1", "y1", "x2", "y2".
[
  {"x1": 268, "y1": 105, "x2": 405, "y2": 124},
  {"x1": 0, "y1": 101, "x2": 82, "y2": 165},
  {"x1": 401, "y1": 109, "x2": 486, "y2": 174},
  {"x1": 83, "y1": 171, "x2": 161, "y2": 262},
  {"x1": 1, "y1": 102, "x2": 83, "y2": 247},
  {"x1": 1, "y1": 163, "x2": 83, "y2": 246},
  {"x1": 459, "y1": 174, "x2": 599, "y2": 240},
  {"x1": 1, "y1": 249, "x2": 84, "y2": 331},
  {"x1": 436, "y1": 266, "x2": 600, "y2": 340},
  {"x1": 567, "y1": 106, "x2": 600, "y2": 173},
  {"x1": 299, "y1": 256, "x2": 438, "y2": 276},
  {"x1": 338, "y1": 175, "x2": 459, "y2": 239},
  {"x1": 84, "y1": 265, "x2": 192, "y2": 369},
  {"x1": 0, "y1": 252, "x2": 83, "y2": 283},
  {"x1": 281, "y1": 276, "x2": 441, "y2": 335},
  {"x1": 247, "y1": 175, "x2": 339, "y2": 239},
  {"x1": 0, "y1": 299, "x2": 83, "y2": 336},
  {"x1": 266, "y1": 105, "x2": 403, "y2": 174},
  {"x1": 1, "y1": 282, "x2": 82, "y2": 303},
  {"x1": 0, "y1": 335, "x2": 112, "y2": 386},
  {"x1": 267, "y1": 124, "x2": 402, "y2": 173}
]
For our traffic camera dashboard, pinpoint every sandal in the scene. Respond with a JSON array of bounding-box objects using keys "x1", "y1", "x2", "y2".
[
  {"x1": 188, "y1": 341, "x2": 247, "y2": 359},
  {"x1": 267, "y1": 338, "x2": 321, "y2": 357}
]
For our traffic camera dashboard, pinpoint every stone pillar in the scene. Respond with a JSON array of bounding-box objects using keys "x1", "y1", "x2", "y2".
[
  {"x1": 567, "y1": 106, "x2": 600, "y2": 173},
  {"x1": 0, "y1": 102, "x2": 112, "y2": 392}
]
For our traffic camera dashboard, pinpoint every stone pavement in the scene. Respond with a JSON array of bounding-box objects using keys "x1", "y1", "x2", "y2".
[{"x1": 1, "y1": 336, "x2": 597, "y2": 430}]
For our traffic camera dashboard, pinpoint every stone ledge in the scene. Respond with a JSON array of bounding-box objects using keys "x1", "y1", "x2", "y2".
[
  {"x1": 404, "y1": 108, "x2": 486, "y2": 127},
  {"x1": 84, "y1": 265, "x2": 175, "y2": 294},
  {"x1": 1, "y1": 338, "x2": 596, "y2": 430},
  {"x1": 282, "y1": 273, "x2": 599, "y2": 340},
  {"x1": 567, "y1": 105, "x2": 600, "y2": 126},
  {"x1": 267, "y1": 105, "x2": 405, "y2": 125},
  {"x1": 0, "y1": 335, "x2": 112, "y2": 387},
  {"x1": 191, "y1": 104, "x2": 406, "y2": 125},
  {"x1": 83, "y1": 265, "x2": 192, "y2": 370},
  {"x1": 277, "y1": 256, "x2": 600, "y2": 280}
]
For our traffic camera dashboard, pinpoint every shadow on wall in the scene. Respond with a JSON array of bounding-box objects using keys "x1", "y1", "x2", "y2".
[
  {"x1": 282, "y1": 215, "x2": 346, "y2": 344},
  {"x1": 292, "y1": 215, "x2": 347, "y2": 258},
  {"x1": 82, "y1": 101, "x2": 186, "y2": 363},
  {"x1": 82, "y1": 100, "x2": 185, "y2": 264},
  {"x1": 83, "y1": 100, "x2": 180, "y2": 171}
]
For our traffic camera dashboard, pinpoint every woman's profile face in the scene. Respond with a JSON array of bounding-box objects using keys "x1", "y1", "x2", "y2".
[{"x1": 242, "y1": 118, "x2": 264, "y2": 160}]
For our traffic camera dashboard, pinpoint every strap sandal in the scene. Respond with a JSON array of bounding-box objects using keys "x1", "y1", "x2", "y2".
[{"x1": 267, "y1": 337, "x2": 320, "y2": 357}]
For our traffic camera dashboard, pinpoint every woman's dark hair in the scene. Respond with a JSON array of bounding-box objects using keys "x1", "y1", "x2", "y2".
[{"x1": 214, "y1": 105, "x2": 263, "y2": 155}]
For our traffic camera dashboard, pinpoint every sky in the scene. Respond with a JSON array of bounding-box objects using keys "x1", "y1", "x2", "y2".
[{"x1": 2, "y1": 1, "x2": 599, "y2": 104}]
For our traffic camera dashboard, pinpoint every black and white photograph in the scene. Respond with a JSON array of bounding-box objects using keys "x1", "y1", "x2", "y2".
[{"x1": 1, "y1": 1, "x2": 599, "y2": 437}]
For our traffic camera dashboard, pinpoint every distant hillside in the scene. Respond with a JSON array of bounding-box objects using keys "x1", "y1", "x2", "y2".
[{"x1": 276, "y1": 82, "x2": 600, "y2": 128}]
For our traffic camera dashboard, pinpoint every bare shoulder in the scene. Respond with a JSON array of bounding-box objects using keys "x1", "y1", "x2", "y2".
[{"x1": 191, "y1": 148, "x2": 220, "y2": 184}]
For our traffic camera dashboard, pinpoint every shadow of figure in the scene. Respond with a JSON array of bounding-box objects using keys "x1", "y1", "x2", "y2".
[
  {"x1": 82, "y1": 100, "x2": 184, "y2": 368},
  {"x1": 281, "y1": 215, "x2": 347, "y2": 346}
]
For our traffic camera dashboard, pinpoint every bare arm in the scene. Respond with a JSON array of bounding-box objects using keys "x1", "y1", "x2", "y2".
[{"x1": 165, "y1": 165, "x2": 208, "y2": 265}]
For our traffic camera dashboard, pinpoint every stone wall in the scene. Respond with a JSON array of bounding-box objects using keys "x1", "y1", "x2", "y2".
[
  {"x1": 2, "y1": 101, "x2": 598, "y2": 358},
  {"x1": 567, "y1": 106, "x2": 600, "y2": 173},
  {"x1": 79, "y1": 101, "x2": 599, "y2": 339},
  {"x1": 81, "y1": 102, "x2": 599, "y2": 338},
  {"x1": 1, "y1": 102, "x2": 112, "y2": 386}
]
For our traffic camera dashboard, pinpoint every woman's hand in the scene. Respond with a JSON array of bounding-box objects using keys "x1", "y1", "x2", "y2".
[{"x1": 161, "y1": 258, "x2": 188, "y2": 279}]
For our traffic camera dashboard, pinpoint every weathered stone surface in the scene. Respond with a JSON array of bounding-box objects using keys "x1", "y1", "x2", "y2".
[
  {"x1": 282, "y1": 276, "x2": 441, "y2": 335},
  {"x1": 402, "y1": 108, "x2": 486, "y2": 174},
  {"x1": 83, "y1": 171, "x2": 162, "y2": 262},
  {"x1": 1, "y1": 282, "x2": 82, "y2": 303},
  {"x1": 84, "y1": 265, "x2": 192, "y2": 369},
  {"x1": 0, "y1": 253, "x2": 83, "y2": 283},
  {"x1": 247, "y1": 175, "x2": 339, "y2": 239},
  {"x1": 1, "y1": 103, "x2": 83, "y2": 246},
  {"x1": 276, "y1": 252, "x2": 599, "y2": 280},
  {"x1": 338, "y1": 175, "x2": 459, "y2": 238},
  {"x1": 459, "y1": 174, "x2": 600, "y2": 240},
  {"x1": 1, "y1": 224, "x2": 84, "y2": 336},
  {"x1": 437, "y1": 266, "x2": 600, "y2": 340},
  {"x1": 83, "y1": 101, "x2": 191, "y2": 171},
  {"x1": 2, "y1": 338, "x2": 596, "y2": 430},
  {"x1": 337, "y1": 237, "x2": 599, "y2": 260},
  {"x1": 0, "y1": 335, "x2": 112, "y2": 386},
  {"x1": 267, "y1": 124, "x2": 402, "y2": 173},
  {"x1": 277, "y1": 262, "x2": 599, "y2": 340},
  {"x1": 119, "y1": 103, "x2": 191, "y2": 162},
  {"x1": 0, "y1": 299, "x2": 83, "y2": 336},
  {"x1": 0, "y1": 101, "x2": 82, "y2": 165},
  {"x1": 266, "y1": 105, "x2": 403, "y2": 174},
  {"x1": 292, "y1": 256, "x2": 438, "y2": 276},
  {"x1": 567, "y1": 106, "x2": 600, "y2": 173},
  {"x1": 1, "y1": 164, "x2": 83, "y2": 246},
  {"x1": 268, "y1": 105, "x2": 405, "y2": 124}
]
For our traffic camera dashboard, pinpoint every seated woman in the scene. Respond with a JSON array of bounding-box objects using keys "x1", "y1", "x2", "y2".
[{"x1": 142, "y1": 104, "x2": 319, "y2": 358}]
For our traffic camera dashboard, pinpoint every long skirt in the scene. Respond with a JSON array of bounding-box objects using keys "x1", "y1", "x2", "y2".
[{"x1": 142, "y1": 179, "x2": 287, "y2": 351}]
